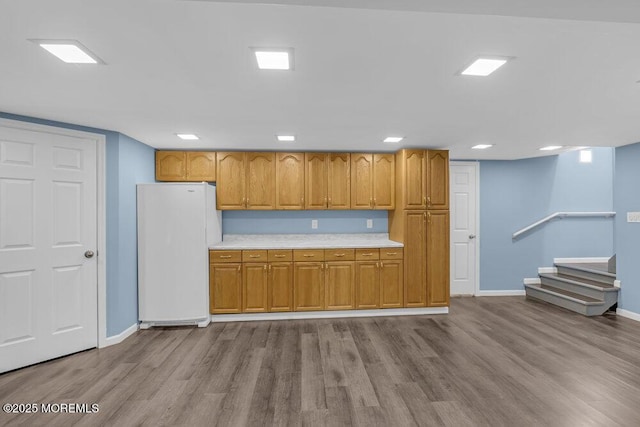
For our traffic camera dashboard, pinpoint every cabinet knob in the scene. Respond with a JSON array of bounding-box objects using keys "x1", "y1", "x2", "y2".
[{"x1": 427, "y1": 196, "x2": 431, "y2": 206}]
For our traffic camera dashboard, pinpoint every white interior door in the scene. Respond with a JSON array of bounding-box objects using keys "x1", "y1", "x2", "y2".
[
  {"x1": 0, "y1": 124, "x2": 98, "y2": 373},
  {"x1": 450, "y1": 162, "x2": 478, "y2": 295}
]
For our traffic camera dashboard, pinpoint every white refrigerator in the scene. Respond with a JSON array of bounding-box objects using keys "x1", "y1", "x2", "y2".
[{"x1": 137, "y1": 183, "x2": 221, "y2": 328}]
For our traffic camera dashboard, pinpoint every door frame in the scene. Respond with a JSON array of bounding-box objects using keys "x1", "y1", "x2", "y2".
[
  {"x1": 449, "y1": 161, "x2": 480, "y2": 296},
  {"x1": 0, "y1": 118, "x2": 108, "y2": 348}
]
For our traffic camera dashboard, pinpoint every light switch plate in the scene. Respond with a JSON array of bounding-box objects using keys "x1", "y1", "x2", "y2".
[
  {"x1": 627, "y1": 212, "x2": 640, "y2": 223},
  {"x1": 311, "y1": 219, "x2": 318, "y2": 229},
  {"x1": 366, "y1": 219, "x2": 373, "y2": 229}
]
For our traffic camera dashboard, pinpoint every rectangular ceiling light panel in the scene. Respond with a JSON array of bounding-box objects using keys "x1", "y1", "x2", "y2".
[
  {"x1": 32, "y1": 40, "x2": 103, "y2": 64},
  {"x1": 383, "y1": 137, "x2": 403, "y2": 143},
  {"x1": 177, "y1": 134, "x2": 199, "y2": 140},
  {"x1": 277, "y1": 135, "x2": 295, "y2": 142},
  {"x1": 461, "y1": 57, "x2": 509, "y2": 76},
  {"x1": 539, "y1": 145, "x2": 562, "y2": 151},
  {"x1": 253, "y1": 49, "x2": 293, "y2": 70}
]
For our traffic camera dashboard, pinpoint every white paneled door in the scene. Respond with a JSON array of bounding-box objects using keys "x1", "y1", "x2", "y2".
[
  {"x1": 0, "y1": 123, "x2": 98, "y2": 373},
  {"x1": 450, "y1": 162, "x2": 478, "y2": 295}
]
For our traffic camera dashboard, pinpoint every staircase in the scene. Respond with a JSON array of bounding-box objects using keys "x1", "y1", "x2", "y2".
[{"x1": 524, "y1": 260, "x2": 619, "y2": 316}]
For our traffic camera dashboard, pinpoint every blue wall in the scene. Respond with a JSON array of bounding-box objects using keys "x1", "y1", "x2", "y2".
[
  {"x1": 109, "y1": 134, "x2": 155, "y2": 335},
  {"x1": 479, "y1": 148, "x2": 614, "y2": 291},
  {"x1": 613, "y1": 142, "x2": 640, "y2": 314},
  {"x1": 223, "y1": 210, "x2": 388, "y2": 234},
  {"x1": 0, "y1": 112, "x2": 155, "y2": 337}
]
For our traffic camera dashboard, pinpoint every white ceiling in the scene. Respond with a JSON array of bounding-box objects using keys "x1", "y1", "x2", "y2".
[{"x1": 1, "y1": 0, "x2": 640, "y2": 159}]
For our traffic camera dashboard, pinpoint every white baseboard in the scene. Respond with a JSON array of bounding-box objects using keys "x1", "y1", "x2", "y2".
[
  {"x1": 538, "y1": 267, "x2": 557, "y2": 274},
  {"x1": 523, "y1": 278, "x2": 541, "y2": 285},
  {"x1": 211, "y1": 307, "x2": 448, "y2": 323},
  {"x1": 554, "y1": 257, "x2": 610, "y2": 264},
  {"x1": 101, "y1": 323, "x2": 139, "y2": 348},
  {"x1": 616, "y1": 308, "x2": 640, "y2": 322},
  {"x1": 476, "y1": 290, "x2": 526, "y2": 297}
]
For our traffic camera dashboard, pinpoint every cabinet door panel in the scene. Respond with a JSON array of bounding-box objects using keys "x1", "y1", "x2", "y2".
[
  {"x1": 269, "y1": 262, "x2": 293, "y2": 312},
  {"x1": 356, "y1": 261, "x2": 379, "y2": 309},
  {"x1": 325, "y1": 261, "x2": 355, "y2": 310},
  {"x1": 156, "y1": 151, "x2": 186, "y2": 181},
  {"x1": 294, "y1": 262, "x2": 324, "y2": 311},
  {"x1": 404, "y1": 212, "x2": 427, "y2": 307},
  {"x1": 210, "y1": 263, "x2": 242, "y2": 313},
  {"x1": 427, "y1": 211, "x2": 450, "y2": 307},
  {"x1": 246, "y1": 152, "x2": 276, "y2": 209},
  {"x1": 403, "y1": 150, "x2": 427, "y2": 209},
  {"x1": 276, "y1": 153, "x2": 305, "y2": 209},
  {"x1": 216, "y1": 152, "x2": 246, "y2": 209},
  {"x1": 305, "y1": 153, "x2": 327, "y2": 209},
  {"x1": 373, "y1": 154, "x2": 395, "y2": 209},
  {"x1": 426, "y1": 150, "x2": 449, "y2": 210},
  {"x1": 328, "y1": 153, "x2": 350, "y2": 209},
  {"x1": 243, "y1": 263, "x2": 268, "y2": 312},
  {"x1": 186, "y1": 152, "x2": 216, "y2": 181},
  {"x1": 381, "y1": 260, "x2": 403, "y2": 308},
  {"x1": 351, "y1": 153, "x2": 373, "y2": 209}
]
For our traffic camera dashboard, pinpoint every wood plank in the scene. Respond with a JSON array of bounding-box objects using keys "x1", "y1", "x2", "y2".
[{"x1": 2, "y1": 297, "x2": 640, "y2": 425}]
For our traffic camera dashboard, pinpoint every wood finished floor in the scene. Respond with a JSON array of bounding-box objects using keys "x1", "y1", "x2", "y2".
[{"x1": 2, "y1": 296, "x2": 640, "y2": 426}]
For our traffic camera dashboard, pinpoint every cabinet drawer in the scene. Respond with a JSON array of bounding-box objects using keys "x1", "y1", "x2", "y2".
[
  {"x1": 324, "y1": 249, "x2": 355, "y2": 261},
  {"x1": 210, "y1": 250, "x2": 242, "y2": 263},
  {"x1": 294, "y1": 249, "x2": 325, "y2": 262},
  {"x1": 380, "y1": 248, "x2": 403, "y2": 260},
  {"x1": 355, "y1": 249, "x2": 380, "y2": 261},
  {"x1": 243, "y1": 250, "x2": 268, "y2": 262},
  {"x1": 268, "y1": 250, "x2": 293, "y2": 262}
]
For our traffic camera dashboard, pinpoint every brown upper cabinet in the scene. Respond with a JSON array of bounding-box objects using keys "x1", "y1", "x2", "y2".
[
  {"x1": 351, "y1": 153, "x2": 395, "y2": 210},
  {"x1": 395, "y1": 149, "x2": 449, "y2": 210},
  {"x1": 305, "y1": 153, "x2": 350, "y2": 210},
  {"x1": 156, "y1": 151, "x2": 216, "y2": 182},
  {"x1": 426, "y1": 150, "x2": 449, "y2": 210},
  {"x1": 216, "y1": 152, "x2": 276, "y2": 210},
  {"x1": 276, "y1": 153, "x2": 305, "y2": 210}
]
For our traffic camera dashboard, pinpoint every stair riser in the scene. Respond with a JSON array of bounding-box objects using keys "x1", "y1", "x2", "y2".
[
  {"x1": 525, "y1": 285, "x2": 612, "y2": 316},
  {"x1": 540, "y1": 277, "x2": 618, "y2": 302},
  {"x1": 555, "y1": 266, "x2": 615, "y2": 286}
]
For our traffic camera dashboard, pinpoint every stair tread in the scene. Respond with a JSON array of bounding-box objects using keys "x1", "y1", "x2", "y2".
[
  {"x1": 538, "y1": 284, "x2": 603, "y2": 303},
  {"x1": 555, "y1": 262, "x2": 616, "y2": 278},
  {"x1": 540, "y1": 272, "x2": 617, "y2": 289}
]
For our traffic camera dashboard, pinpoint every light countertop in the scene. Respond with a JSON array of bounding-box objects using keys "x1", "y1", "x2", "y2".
[{"x1": 209, "y1": 233, "x2": 403, "y2": 250}]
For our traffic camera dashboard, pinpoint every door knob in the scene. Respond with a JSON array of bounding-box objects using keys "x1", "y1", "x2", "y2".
[
  {"x1": 84, "y1": 250, "x2": 95, "y2": 258},
  {"x1": 469, "y1": 234, "x2": 476, "y2": 239}
]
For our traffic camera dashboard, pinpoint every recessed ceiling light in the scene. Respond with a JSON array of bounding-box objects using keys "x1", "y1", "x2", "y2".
[
  {"x1": 539, "y1": 145, "x2": 562, "y2": 151},
  {"x1": 30, "y1": 39, "x2": 103, "y2": 64},
  {"x1": 177, "y1": 134, "x2": 199, "y2": 140},
  {"x1": 277, "y1": 135, "x2": 295, "y2": 142},
  {"x1": 252, "y1": 48, "x2": 294, "y2": 70},
  {"x1": 460, "y1": 57, "x2": 511, "y2": 76},
  {"x1": 472, "y1": 144, "x2": 494, "y2": 150},
  {"x1": 383, "y1": 137, "x2": 404, "y2": 143}
]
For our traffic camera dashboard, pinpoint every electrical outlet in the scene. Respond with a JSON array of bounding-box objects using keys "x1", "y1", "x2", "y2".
[
  {"x1": 311, "y1": 219, "x2": 318, "y2": 229},
  {"x1": 366, "y1": 219, "x2": 373, "y2": 229},
  {"x1": 627, "y1": 212, "x2": 640, "y2": 223}
]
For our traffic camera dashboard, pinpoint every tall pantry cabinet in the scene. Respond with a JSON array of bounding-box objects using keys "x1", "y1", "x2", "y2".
[{"x1": 388, "y1": 149, "x2": 450, "y2": 307}]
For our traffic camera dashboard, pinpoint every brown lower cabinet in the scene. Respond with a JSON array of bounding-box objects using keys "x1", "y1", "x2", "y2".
[
  {"x1": 210, "y1": 247, "x2": 403, "y2": 314},
  {"x1": 355, "y1": 248, "x2": 404, "y2": 309},
  {"x1": 209, "y1": 262, "x2": 242, "y2": 314}
]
